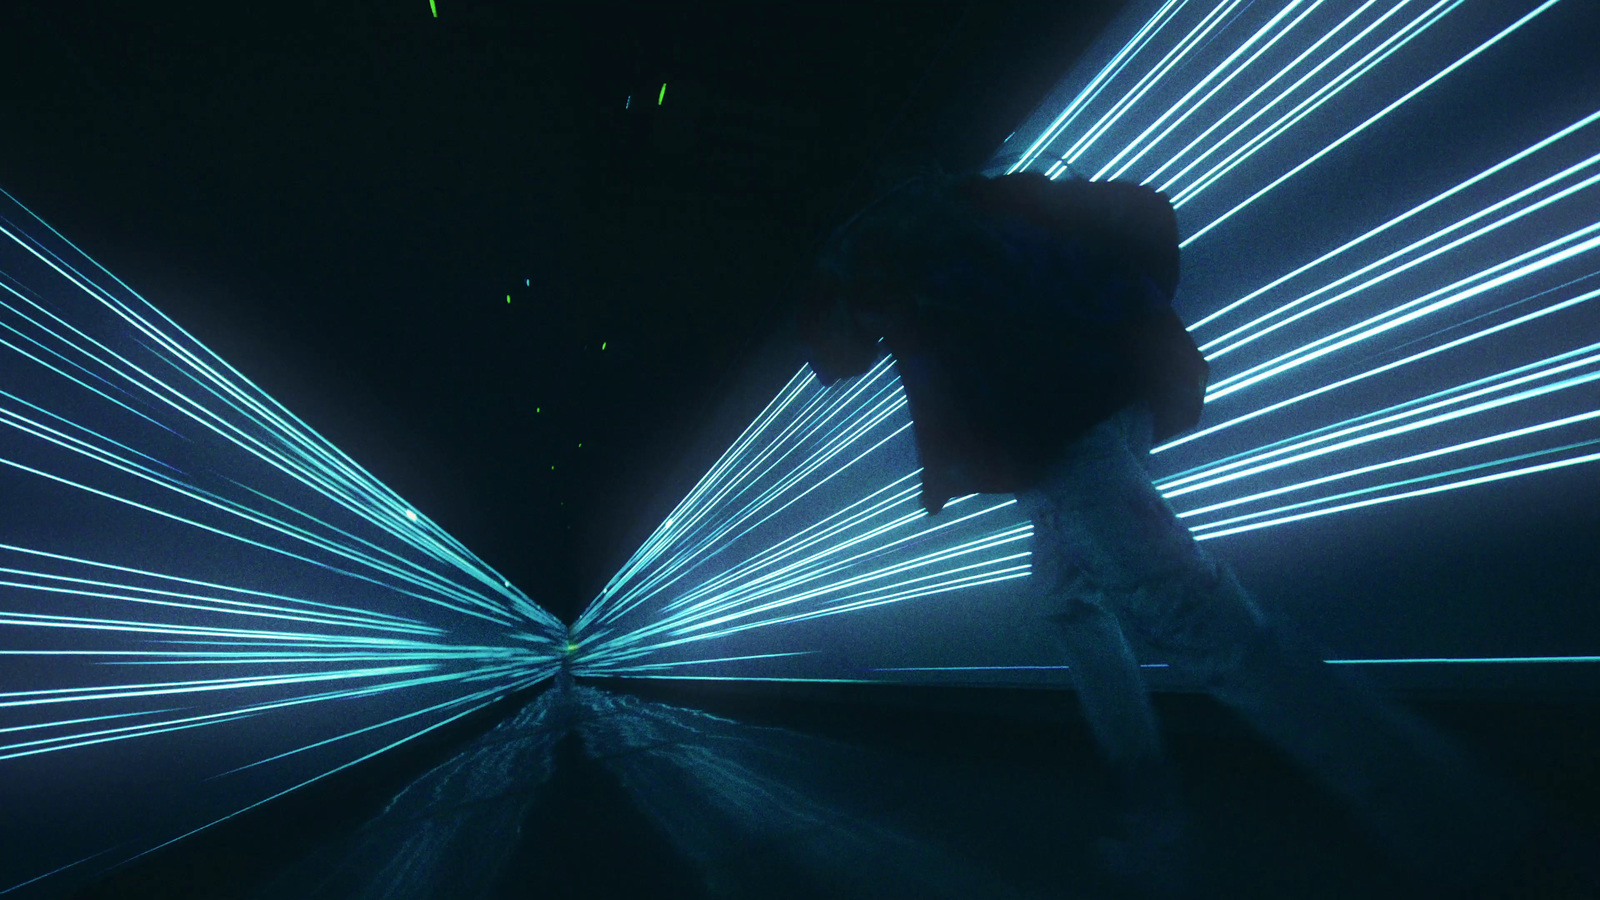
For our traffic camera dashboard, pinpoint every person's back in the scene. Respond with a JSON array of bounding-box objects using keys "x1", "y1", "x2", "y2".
[{"x1": 798, "y1": 171, "x2": 1207, "y2": 513}]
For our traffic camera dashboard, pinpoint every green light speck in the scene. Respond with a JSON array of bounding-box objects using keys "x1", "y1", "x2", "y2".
[
  {"x1": 659, "y1": 83, "x2": 666, "y2": 105},
  {"x1": 429, "y1": 0, "x2": 437, "y2": 16}
]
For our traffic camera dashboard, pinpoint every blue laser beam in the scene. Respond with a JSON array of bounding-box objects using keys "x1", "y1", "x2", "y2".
[
  {"x1": 8, "y1": 3, "x2": 1600, "y2": 891},
  {"x1": 1177, "y1": 1, "x2": 1562, "y2": 245},
  {"x1": 0, "y1": 185, "x2": 563, "y2": 891},
  {"x1": 573, "y1": 0, "x2": 1599, "y2": 691}
]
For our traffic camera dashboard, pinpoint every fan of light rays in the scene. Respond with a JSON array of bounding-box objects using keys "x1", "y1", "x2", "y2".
[
  {"x1": 0, "y1": 188, "x2": 564, "y2": 894},
  {"x1": 572, "y1": 0, "x2": 1600, "y2": 681}
]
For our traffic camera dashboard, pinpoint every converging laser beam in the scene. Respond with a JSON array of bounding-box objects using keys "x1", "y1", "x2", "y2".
[{"x1": 0, "y1": 187, "x2": 563, "y2": 892}]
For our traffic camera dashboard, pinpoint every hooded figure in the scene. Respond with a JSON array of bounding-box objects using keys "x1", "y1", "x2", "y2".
[{"x1": 795, "y1": 171, "x2": 1540, "y2": 896}]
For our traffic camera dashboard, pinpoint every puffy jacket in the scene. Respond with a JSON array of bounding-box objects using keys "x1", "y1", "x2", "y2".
[{"x1": 798, "y1": 172, "x2": 1208, "y2": 515}]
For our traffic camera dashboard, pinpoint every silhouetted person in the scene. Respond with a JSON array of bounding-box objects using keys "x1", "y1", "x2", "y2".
[{"x1": 796, "y1": 169, "x2": 1541, "y2": 896}]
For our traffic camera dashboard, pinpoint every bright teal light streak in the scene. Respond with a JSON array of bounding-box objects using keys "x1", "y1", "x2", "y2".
[
  {"x1": 869, "y1": 657, "x2": 1600, "y2": 671},
  {"x1": 1008, "y1": 0, "x2": 1186, "y2": 174},
  {"x1": 1156, "y1": 284, "x2": 1600, "y2": 455},
  {"x1": 1184, "y1": 433, "x2": 1600, "y2": 535},
  {"x1": 1193, "y1": 444, "x2": 1600, "y2": 541},
  {"x1": 0, "y1": 708, "x2": 181, "y2": 736},
  {"x1": 216, "y1": 663, "x2": 552, "y2": 775},
  {"x1": 2, "y1": 202, "x2": 552, "y2": 628},
  {"x1": 1057, "y1": 0, "x2": 1249, "y2": 171},
  {"x1": 1205, "y1": 225, "x2": 1600, "y2": 402},
  {"x1": 577, "y1": 365, "x2": 829, "y2": 628},
  {"x1": 561, "y1": 0, "x2": 1600, "y2": 706},
  {"x1": 1164, "y1": 327, "x2": 1600, "y2": 486},
  {"x1": 674, "y1": 558, "x2": 1034, "y2": 641},
  {"x1": 669, "y1": 520, "x2": 1030, "y2": 635},
  {"x1": 0, "y1": 609, "x2": 453, "y2": 644},
  {"x1": 0, "y1": 542, "x2": 431, "y2": 627},
  {"x1": 1, "y1": 181, "x2": 563, "y2": 892},
  {"x1": 1200, "y1": 159, "x2": 1600, "y2": 362},
  {"x1": 0, "y1": 450, "x2": 518, "y2": 625},
  {"x1": 581, "y1": 560, "x2": 1030, "y2": 667},
  {"x1": 1168, "y1": 358, "x2": 1600, "y2": 501},
  {"x1": 0, "y1": 664, "x2": 441, "y2": 708},
  {"x1": 1094, "y1": 0, "x2": 1320, "y2": 183},
  {"x1": 110, "y1": 674, "x2": 546, "y2": 874},
  {"x1": 1164, "y1": 0, "x2": 1461, "y2": 205},
  {"x1": 1163, "y1": 338, "x2": 1600, "y2": 501},
  {"x1": 0, "y1": 850, "x2": 115, "y2": 897},
  {"x1": 584, "y1": 475, "x2": 1010, "y2": 647},
  {"x1": 2, "y1": 658, "x2": 547, "y2": 762},
  {"x1": 1178, "y1": 410, "x2": 1600, "y2": 520},
  {"x1": 1186, "y1": 108, "x2": 1600, "y2": 333},
  {"x1": 586, "y1": 359, "x2": 911, "y2": 628},
  {"x1": 0, "y1": 573, "x2": 434, "y2": 634},
  {"x1": 1138, "y1": 1, "x2": 1382, "y2": 189},
  {"x1": 571, "y1": 349, "x2": 1032, "y2": 676},
  {"x1": 600, "y1": 675, "x2": 880, "y2": 684},
  {"x1": 0, "y1": 381, "x2": 523, "y2": 625},
  {"x1": 576, "y1": 651, "x2": 814, "y2": 673},
  {"x1": 643, "y1": 477, "x2": 934, "y2": 630},
  {"x1": 1325, "y1": 656, "x2": 1600, "y2": 664},
  {"x1": 1179, "y1": 0, "x2": 1564, "y2": 247}
]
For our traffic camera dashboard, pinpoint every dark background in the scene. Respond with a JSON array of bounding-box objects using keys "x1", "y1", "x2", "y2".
[{"x1": 0, "y1": 0, "x2": 1121, "y2": 623}]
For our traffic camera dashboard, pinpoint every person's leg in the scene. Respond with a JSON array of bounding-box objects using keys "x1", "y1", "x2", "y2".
[
  {"x1": 1068, "y1": 406, "x2": 1537, "y2": 893},
  {"x1": 1020, "y1": 453, "x2": 1168, "y2": 783},
  {"x1": 1023, "y1": 436, "x2": 1193, "y2": 896},
  {"x1": 1044, "y1": 591, "x2": 1164, "y2": 777},
  {"x1": 1047, "y1": 597, "x2": 1188, "y2": 863},
  {"x1": 1021, "y1": 420, "x2": 1189, "y2": 892}
]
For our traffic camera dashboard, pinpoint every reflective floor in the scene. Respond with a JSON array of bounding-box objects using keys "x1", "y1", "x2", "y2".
[{"x1": 73, "y1": 681, "x2": 1600, "y2": 900}]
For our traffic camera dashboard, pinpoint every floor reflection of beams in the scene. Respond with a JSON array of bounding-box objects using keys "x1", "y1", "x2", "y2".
[
  {"x1": 255, "y1": 683, "x2": 1461, "y2": 899},
  {"x1": 257, "y1": 691, "x2": 566, "y2": 900},
  {"x1": 570, "y1": 687, "x2": 1045, "y2": 900},
  {"x1": 257, "y1": 685, "x2": 1068, "y2": 900}
]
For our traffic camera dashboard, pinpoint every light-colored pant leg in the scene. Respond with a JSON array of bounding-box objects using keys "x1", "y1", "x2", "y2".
[
  {"x1": 1018, "y1": 405, "x2": 1268, "y2": 690},
  {"x1": 1016, "y1": 406, "x2": 1201, "y2": 807},
  {"x1": 1020, "y1": 405, "x2": 1535, "y2": 889},
  {"x1": 1042, "y1": 587, "x2": 1163, "y2": 772}
]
